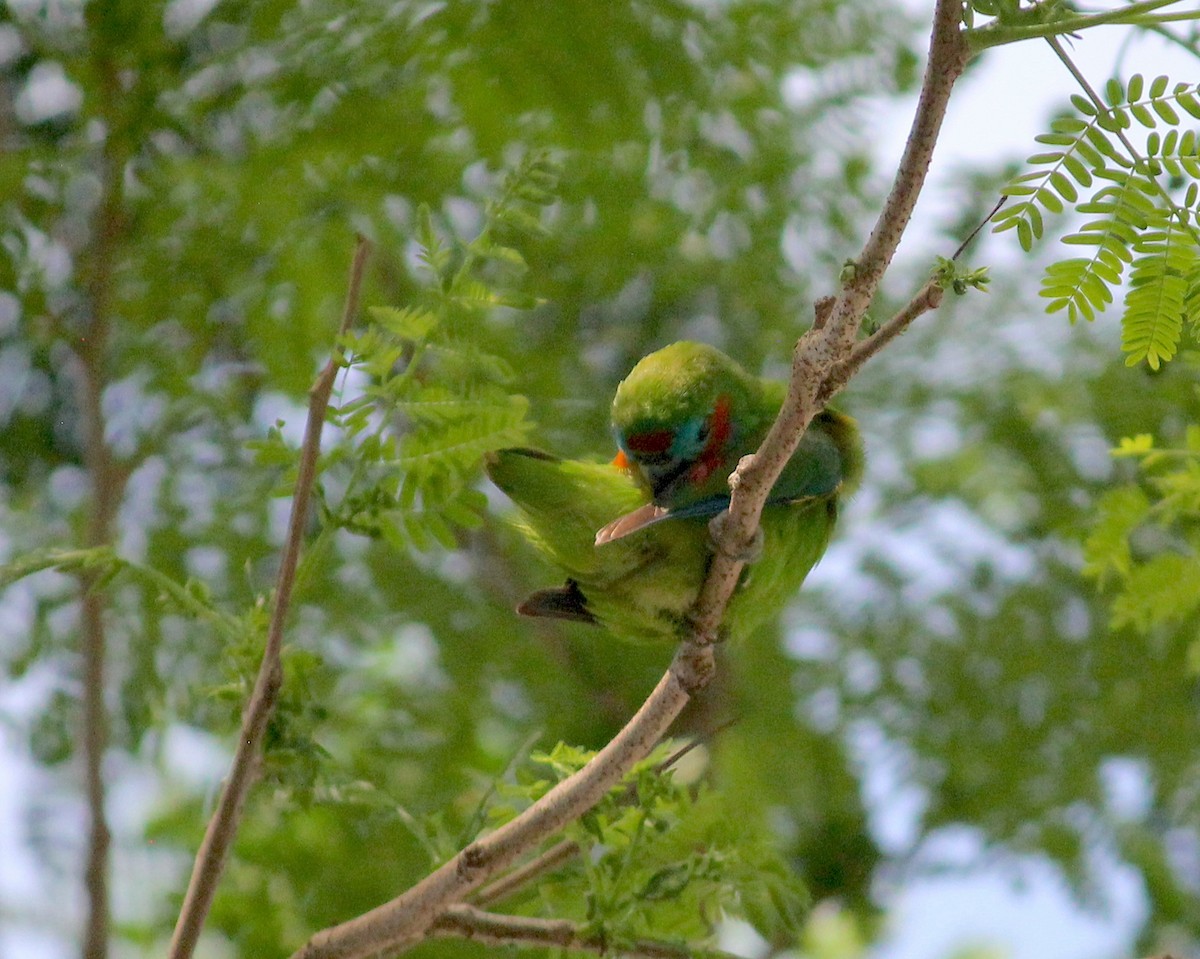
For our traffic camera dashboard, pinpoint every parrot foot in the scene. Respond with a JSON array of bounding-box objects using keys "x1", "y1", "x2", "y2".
[
  {"x1": 708, "y1": 512, "x2": 764, "y2": 564},
  {"x1": 674, "y1": 639, "x2": 716, "y2": 693}
]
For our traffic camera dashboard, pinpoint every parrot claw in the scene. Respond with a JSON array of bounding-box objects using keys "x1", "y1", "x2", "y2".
[
  {"x1": 681, "y1": 611, "x2": 729, "y2": 647},
  {"x1": 707, "y1": 511, "x2": 764, "y2": 564}
]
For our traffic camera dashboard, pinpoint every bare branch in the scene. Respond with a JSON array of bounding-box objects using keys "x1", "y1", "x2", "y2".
[
  {"x1": 691, "y1": 0, "x2": 968, "y2": 641},
  {"x1": 79, "y1": 589, "x2": 112, "y2": 959},
  {"x1": 432, "y1": 904, "x2": 743, "y2": 959},
  {"x1": 168, "y1": 236, "x2": 372, "y2": 959},
  {"x1": 824, "y1": 0, "x2": 969, "y2": 349}
]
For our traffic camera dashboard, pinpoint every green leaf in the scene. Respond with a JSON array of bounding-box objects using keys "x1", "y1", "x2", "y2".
[
  {"x1": 1111, "y1": 553, "x2": 1200, "y2": 631},
  {"x1": 1130, "y1": 102, "x2": 1155, "y2": 128},
  {"x1": 1151, "y1": 98, "x2": 1180, "y2": 126},
  {"x1": 1082, "y1": 486, "x2": 1150, "y2": 585},
  {"x1": 1060, "y1": 154, "x2": 1093, "y2": 187},
  {"x1": 1175, "y1": 85, "x2": 1200, "y2": 119},
  {"x1": 1049, "y1": 171, "x2": 1077, "y2": 203}
]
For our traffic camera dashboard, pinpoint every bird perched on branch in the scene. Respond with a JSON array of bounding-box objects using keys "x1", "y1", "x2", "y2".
[{"x1": 485, "y1": 341, "x2": 862, "y2": 643}]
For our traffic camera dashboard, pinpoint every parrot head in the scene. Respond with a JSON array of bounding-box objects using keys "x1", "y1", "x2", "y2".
[{"x1": 610, "y1": 341, "x2": 758, "y2": 509}]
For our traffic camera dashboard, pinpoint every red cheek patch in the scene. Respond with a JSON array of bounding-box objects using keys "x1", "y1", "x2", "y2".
[
  {"x1": 710, "y1": 395, "x2": 732, "y2": 450},
  {"x1": 625, "y1": 429, "x2": 673, "y2": 454},
  {"x1": 689, "y1": 394, "x2": 733, "y2": 485}
]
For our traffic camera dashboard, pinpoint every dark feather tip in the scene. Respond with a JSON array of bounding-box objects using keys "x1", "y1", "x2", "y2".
[{"x1": 517, "y1": 580, "x2": 596, "y2": 624}]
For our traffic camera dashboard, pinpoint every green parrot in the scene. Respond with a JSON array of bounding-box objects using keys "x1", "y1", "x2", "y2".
[{"x1": 485, "y1": 341, "x2": 862, "y2": 643}]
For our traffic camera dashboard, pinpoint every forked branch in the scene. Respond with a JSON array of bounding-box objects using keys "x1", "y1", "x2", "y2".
[
  {"x1": 692, "y1": 0, "x2": 969, "y2": 638},
  {"x1": 432, "y1": 904, "x2": 743, "y2": 959},
  {"x1": 286, "y1": 3, "x2": 969, "y2": 958}
]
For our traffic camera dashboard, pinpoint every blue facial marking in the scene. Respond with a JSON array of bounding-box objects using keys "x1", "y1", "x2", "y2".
[
  {"x1": 613, "y1": 427, "x2": 631, "y2": 458},
  {"x1": 670, "y1": 416, "x2": 707, "y2": 460}
]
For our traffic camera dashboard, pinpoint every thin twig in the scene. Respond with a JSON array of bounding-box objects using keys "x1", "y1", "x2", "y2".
[
  {"x1": 457, "y1": 728, "x2": 544, "y2": 850},
  {"x1": 952, "y1": 195, "x2": 1007, "y2": 262},
  {"x1": 472, "y1": 839, "x2": 579, "y2": 908},
  {"x1": 653, "y1": 717, "x2": 739, "y2": 775},
  {"x1": 168, "y1": 236, "x2": 372, "y2": 959},
  {"x1": 431, "y1": 904, "x2": 743, "y2": 959}
]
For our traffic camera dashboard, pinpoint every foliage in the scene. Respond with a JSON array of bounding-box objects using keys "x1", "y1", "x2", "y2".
[
  {"x1": 488, "y1": 744, "x2": 810, "y2": 949},
  {"x1": 0, "y1": 2, "x2": 919, "y2": 956},
  {"x1": 995, "y1": 74, "x2": 1200, "y2": 367},
  {"x1": 1084, "y1": 414, "x2": 1200, "y2": 644},
  {"x1": 932, "y1": 256, "x2": 991, "y2": 296},
  {"x1": 3, "y1": 2, "x2": 1200, "y2": 959},
  {"x1": 305, "y1": 157, "x2": 556, "y2": 552}
]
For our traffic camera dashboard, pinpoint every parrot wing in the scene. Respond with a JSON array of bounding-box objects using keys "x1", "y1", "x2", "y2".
[
  {"x1": 486, "y1": 447, "x2": 711, "y2": 639},
  {"x1": 485, "y1": 446, "x2": 657, "y2": 581}
]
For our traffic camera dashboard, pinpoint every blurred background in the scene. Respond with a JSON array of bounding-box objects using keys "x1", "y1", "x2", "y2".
[{"x1": 1, "y1": 1, "x2": 1199, "y2": 957}]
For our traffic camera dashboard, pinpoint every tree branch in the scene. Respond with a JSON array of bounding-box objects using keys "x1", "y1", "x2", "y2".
[
  {"x1": 816, "y1": 280, "x2": 944, "y2": 406},
  {"x1": 76, "y1": 21, "x2": 130, "y2": 959},
  {"x1": 431, "y1": 904, "x2": 743, "y2": 959},
  {"x1": 290, "y1": 662, "x2": 694, "y2": 959},
  {"x1": 817, "y1": 192, "x2": 1001, "y2": 403},
  {"x1": 286, "y1": 6, "x2": 968, "y2": 958},
  {"x1": 168, "y1": 236, "x2": 372, "y2": 959},
  {"x1": 472, "y1": 838, "x2": 579, "y2": 907},
  {"x1": 691, "y1": 0, "x2": 968, "y2": 639}
]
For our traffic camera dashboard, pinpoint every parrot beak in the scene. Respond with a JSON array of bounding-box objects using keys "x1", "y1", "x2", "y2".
[{"x1": 595, "y1": 502, "x2": 671, "y2": 545}]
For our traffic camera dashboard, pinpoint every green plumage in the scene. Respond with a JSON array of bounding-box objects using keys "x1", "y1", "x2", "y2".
[{"x1": 486, "y1": 342, "x2": 863, "y2": 643}]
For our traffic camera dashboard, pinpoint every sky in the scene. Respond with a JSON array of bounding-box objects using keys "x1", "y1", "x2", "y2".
[{"x1": 861, "y1": 10, "x2": 1198, "y2": 959}]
